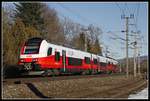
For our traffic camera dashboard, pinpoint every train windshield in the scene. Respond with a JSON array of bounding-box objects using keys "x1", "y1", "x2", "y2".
[
  {"x1": 24, "y1": 46, "x2": 39, "y2": 54},
  {"x1": 24, "y1": 38, "x2": 43, "y2": 54}
]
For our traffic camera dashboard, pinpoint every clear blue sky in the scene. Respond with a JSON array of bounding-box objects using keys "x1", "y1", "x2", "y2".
[
  {"x1": 48, "y1": 2, "x2": 148, "y2": 59},
  {"x1": 2, "y1": 2, "x2": 148, "y2": 59}
]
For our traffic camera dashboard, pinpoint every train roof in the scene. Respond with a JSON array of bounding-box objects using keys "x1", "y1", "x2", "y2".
[
  {"x1": 25, "y1": 37, "x2": 44, "y2": 46},
  {"x1": 48, "y1": 41, "x2": 118, "y2": 63},
  {"x1": 106, "y1": 56, "x2": 117, "y2": 61},
  {"x1": 47, "y1": 40, "x2": 118, "y2": 63},
  {"x1": 31, "y1": 38, "x2": 118, "y2": 64}
]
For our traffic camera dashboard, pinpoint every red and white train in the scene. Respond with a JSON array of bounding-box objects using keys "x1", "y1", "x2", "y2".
[{"x1": 18, "y1": 37, "x2": 118, "y2": 76}]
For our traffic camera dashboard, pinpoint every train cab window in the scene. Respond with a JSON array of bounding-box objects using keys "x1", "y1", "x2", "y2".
[
  {"x1": 85, "y1": 57, "x2": 90, "y2": 64},
  {"x1": 24, "y1": 46, "x2": 39, "y2": 54},
  {"x1": 93, "y1": 59, "x2": 98, "y2": 64},
  {"x1": 47, "y1": 47, "x2": 52, "y2": 56},
  {"x1": 24, "y1": 38, "x2": 42, "y2": 54},
  {"x1": 55, "y1": 52, "x2": 60, "y2": 61}
]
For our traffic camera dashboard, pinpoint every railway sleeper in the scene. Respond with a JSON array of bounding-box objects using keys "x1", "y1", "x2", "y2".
[
  {"x1": 41, "y1": 69, "x2": 60, "y2": 77},
  {"x1": 81, "y1": 69, "x2": 98, "y2": 75},
  {"x1": 52, "y1": 69, "x2": 60, "y2": 76},
  {"x1": 91, "y1": 69, "x2": 98, "y2": 75},
  {"x1": 41, "y1": 69, "x2": 53, "y2": 76}
]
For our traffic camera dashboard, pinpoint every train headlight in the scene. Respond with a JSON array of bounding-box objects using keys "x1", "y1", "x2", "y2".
[
  {"x1": 20, "y1": 59, "x2": 24, "y2": 62},
  {"x1": 33, "y1": 58, "x2": 38, "y2": 62}
]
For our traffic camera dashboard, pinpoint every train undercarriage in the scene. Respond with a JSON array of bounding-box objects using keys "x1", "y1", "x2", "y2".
[{"x1": 18, "y1": 62, "x2": 107, "y2": 77}]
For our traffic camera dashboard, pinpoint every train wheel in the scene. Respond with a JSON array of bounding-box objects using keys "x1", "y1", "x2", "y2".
[
  {"x1": 53, "y1": 69, "x2": 60, "y2": 76},
  {"x1": 91, "y1": 70, "x2": 95, "y2": 75},
  {"x1": 107, "y1": 70, "x2": 112, "y2": 74},
  {"x1": 81, "y1": 71, "x2": 86, "y2": 75},
  {"x1": 95, "y1": 70, "x2": 98, "y2": 74},
  {"x1": 42, "y1": 69, "x2": 53, "y2": 77},
  {"x1": 41, "y1": 73, "x2": 46, "y2": 77},
  {"x1": 90, "y1": 70, "x2": 93, "y2": 75},
  {"x1": 86, "y1": 70, "x2": 90, "y2": 75}
]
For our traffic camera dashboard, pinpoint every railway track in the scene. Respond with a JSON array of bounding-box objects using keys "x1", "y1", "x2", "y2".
[
  {"x1": 49, "y1": 75, "x2": 147, "y2": 98},
  {"x1": 80, "y1": 77, "x2": 147, "y2": 98},
  {"x1": 3, "y1": 73, "x2": 147, "y2": 99},
  {"x1": 3, "y1": 73, "x2": 124, "y2": 85}
]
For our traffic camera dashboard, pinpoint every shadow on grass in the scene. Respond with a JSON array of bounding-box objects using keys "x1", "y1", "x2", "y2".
[{"x1": 26, "y1": 83, "x2": 51, "y2": 98}]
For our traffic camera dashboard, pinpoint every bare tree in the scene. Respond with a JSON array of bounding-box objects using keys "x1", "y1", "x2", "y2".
[{"x1": 42, "y1": 4, "x2": 65, "y2": 45}]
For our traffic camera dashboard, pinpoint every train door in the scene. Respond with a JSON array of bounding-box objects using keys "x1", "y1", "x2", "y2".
[
  {"x1": 98, "y1": 57, "x2": 101, "y2": 73},
  {"x1": 62, "y1": 50, "x2": 66, "y2": 72},
  {"x1": 91, "y1": 54, "x2": 92, "y2": 69}
]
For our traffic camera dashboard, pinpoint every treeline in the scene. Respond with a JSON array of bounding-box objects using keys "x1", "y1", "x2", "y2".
[
  {"x1": 3, "y1": 2, "x2": 103, "y2": 66},
  {"x1": 118, "y1": 58, "x2": 148, "y2": 74}
]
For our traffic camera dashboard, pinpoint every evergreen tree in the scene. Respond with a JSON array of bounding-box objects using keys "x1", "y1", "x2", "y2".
[
  {"x1": 14, "y1": 3, "x2": 65, "y2": 44},
  {"x1": 93, "y1": 38, "x2": 102, "y2": 55},
  {"x1": 72, "y1": 32, "x2": 85, "y2": 51},
  {"x1": 11, "y1": 18, "x2": 41, "y2": 62},
  {"x1": 3, "y1": 10, "x2": 41, "y2": 66},
  {"x1": 3, "y1": 8, "x2": 17, "y2": 65},
  {"x1": 14, "y1": 2, "x2": 44, "y2": 34}
]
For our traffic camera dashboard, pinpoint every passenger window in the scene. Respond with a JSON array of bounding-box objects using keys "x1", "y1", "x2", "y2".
[
  {"x1": 47, "y1": 47, "x2": 52, "y2": 56},
  {"x1": 85, "y1": 57, "x2": 90, "y2": 64},
  {"x1": 55, "y1": 52, "x2": 60, "y2": 61},
  {"x1": 94, "y1": 59, "x2": 98, "y2": 64}
]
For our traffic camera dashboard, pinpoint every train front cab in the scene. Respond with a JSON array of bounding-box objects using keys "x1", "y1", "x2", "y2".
[{"x1": 18, "y1": 38, "x2": 47, "y2": 73}]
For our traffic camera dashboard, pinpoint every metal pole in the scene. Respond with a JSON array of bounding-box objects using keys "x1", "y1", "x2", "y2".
[
  {"x1": 121, "y1": 14, "x2": 134, "y2": 77},
  {"x1": 126, "y1": 17, "x2": 129, "y2": 78},
  {"x1": 133, "y1": 42, "x2": 137, "y2": 77},
  {"x1": 138, "y1": 52, "x2": 141, "y2": 75},
  {"x1": 131, "y1": 31, "x2": 137, "y2": 77}
]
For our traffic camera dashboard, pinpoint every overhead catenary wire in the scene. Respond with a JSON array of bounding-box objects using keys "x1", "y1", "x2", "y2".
[
  {"x1": 56, "y1": 3, "x2": 107, "y2": 54},
  {"x1": 130, "y1": 3, "x2": 140, "y2": 33},
  {"x1": 57, "y1": 3, "x2": 101, "y2": 28},
  {"x1": 115, "y1": 2, "x2": 125, "y2": 16},
  {"x1": 130, "y1": 3, "x2": 142, "y2": 77},
  {"x1": 115, "y1": 3, "x2": 142, "y2": 51},
  {"x1": 135, "y1": 3, "x2": 140, "y2": 30},
  {"x1": 58, "y1": 3, "x2": 88, "y2": 22},
  {"x1": 125, "y1": 3, "x2": 131, "y2": 15}
]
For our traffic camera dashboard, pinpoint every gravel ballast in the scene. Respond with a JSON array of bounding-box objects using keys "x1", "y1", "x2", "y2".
[{"x1": 2, "y1": 75, "x2": 147, "y2": 99}]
